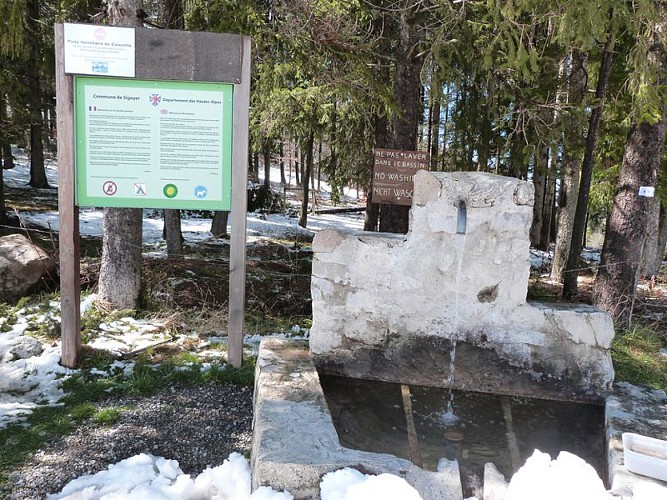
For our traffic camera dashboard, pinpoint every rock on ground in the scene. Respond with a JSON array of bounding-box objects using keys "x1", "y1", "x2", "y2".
[{"x1": 0, "y1": 233, "x2": 55, "y2": 302}]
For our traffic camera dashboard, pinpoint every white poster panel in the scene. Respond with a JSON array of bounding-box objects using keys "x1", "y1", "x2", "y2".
[
  {"x1": 64, "y1": 23, "x2": 135, "y2": 77},
  {"x1": 75, "y1": 77, "x2": 233, "y2": 210}
]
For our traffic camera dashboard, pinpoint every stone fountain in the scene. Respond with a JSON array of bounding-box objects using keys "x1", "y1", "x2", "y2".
[
  {"x1": 251, "y1": 171, "x2": 667, "y2": 499},
  {"x1": 309, "y1": 171, "x2": 614, "y2": 401}
]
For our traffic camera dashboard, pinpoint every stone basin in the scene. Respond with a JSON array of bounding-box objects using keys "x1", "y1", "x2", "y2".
[{"x1": 251, "y1": 338, "x2": 667, "y2": 499}]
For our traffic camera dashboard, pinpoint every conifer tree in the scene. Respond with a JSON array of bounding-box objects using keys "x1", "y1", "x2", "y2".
[{"x1": 98, "y1": 0, "x2": 144, "y2": 309}]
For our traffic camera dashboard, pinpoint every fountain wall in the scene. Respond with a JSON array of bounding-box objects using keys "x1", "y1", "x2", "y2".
[{"x1": 310, "y1": 171, "x2": 614, "y2": 401}]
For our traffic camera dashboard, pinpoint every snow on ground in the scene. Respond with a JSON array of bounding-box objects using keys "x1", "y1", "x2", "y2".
[
  {"x1": 19, "y1": 207, "x2": 365, "y2": 247},
  {"x1": 0, "y1": 320, "x2": 72, "y2": 428},
  {"x1": 47, "y1": 452, "x2": 436, "y2": 500},
  {"x1": 47, "y1": 453, "x2": 293, "y2": 500},
  {"x1": 0, "y1": 293, "x2": 308, "y2": 429},
  {"x1": 45, "y1": 446, "x2": 633, "y2": 500},
  {"x1": 7, "y1": 146, "x2": 364, "y2": 245},
  {"x1": 505, "y1": 450, "x2": 611, "y2": 500},
  {"x1": 529, "y1": 247, "x2": 601, "y2": 276},
  {"x1": 2, "y1": 149, "x2": 619, "y2": 499}
]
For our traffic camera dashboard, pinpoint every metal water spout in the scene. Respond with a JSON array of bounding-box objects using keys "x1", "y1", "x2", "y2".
[{"x1": 456, "y1": 199, "x2": 467, "y2": 235}]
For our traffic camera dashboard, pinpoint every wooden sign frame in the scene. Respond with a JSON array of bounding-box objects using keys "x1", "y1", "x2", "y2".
[{"x1": 55, "y1": 23, "x2": 251, "y2": 368}]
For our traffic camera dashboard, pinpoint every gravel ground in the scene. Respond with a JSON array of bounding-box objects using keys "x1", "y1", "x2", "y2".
[{"x1": 1, "y1": 382, "x2": 254, "y2": 499}]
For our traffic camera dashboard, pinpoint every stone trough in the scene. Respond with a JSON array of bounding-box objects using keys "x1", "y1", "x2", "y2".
[{"x1": 251, "y1": 171, "x2": 667, "y2": 498}]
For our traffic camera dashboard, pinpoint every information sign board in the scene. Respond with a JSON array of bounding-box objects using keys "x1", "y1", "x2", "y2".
[
  {"x1": 64, "y1": 23, "x2": 135, "y2": 77},
  {"x1": 372, "y1": 148, "x2": 429, "y2": 205},
  {"x1": 74, "y1": 77, "x2": 233, "y2": 210}
]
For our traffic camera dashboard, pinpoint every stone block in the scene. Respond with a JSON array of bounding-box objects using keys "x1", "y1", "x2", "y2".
[
  {"x1": 311, "y1": 229, "x2": 347, "y2": 254},
  {"x1": 310, "y1": 172, "x2": 615, "y2": 397},
  {"x1": 413, "y1": 170, "x2": 442, "y2": 206}
]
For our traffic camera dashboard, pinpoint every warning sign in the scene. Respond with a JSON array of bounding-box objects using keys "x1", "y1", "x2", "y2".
[{"x1": 372, "y1": 148, "x2": 429, "y2": 206}]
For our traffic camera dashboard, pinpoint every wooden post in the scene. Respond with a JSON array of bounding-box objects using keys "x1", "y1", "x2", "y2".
[
  {"x1": 228, "y1": 37, "x2": 252, "y2": 368},
  {"x1": 55, "y1": 24, "x2": 81, "y2": 368},
  {"x1": 500, "y1": 396, "x2": 522, "y2": 472},
  {"x1": 400, "y1": 384, "x2": 423, "y2": 468}
]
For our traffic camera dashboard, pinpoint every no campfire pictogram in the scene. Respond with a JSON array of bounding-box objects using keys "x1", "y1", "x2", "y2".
[{"x1": 102, "y1": 181, "x2": 117, "y2": 196}]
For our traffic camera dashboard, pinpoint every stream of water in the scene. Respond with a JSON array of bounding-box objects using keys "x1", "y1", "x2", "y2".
[{"x1": 443, "y1": 232, "x2": 467, "y2": 424}]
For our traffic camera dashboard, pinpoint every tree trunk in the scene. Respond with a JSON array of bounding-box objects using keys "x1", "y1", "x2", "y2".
[
  {"x1": 279, "y1": 142, "x2": 286, "y2": 185},
  {"x1": 295, "y1": 149, "x2": 300, "y2": 186},
  {"x1": 379, "y1": 1, "x2": 423, "y2": 234},
  {"x1": 539, "y1": 58, "x2": 567, "y2": 251},
  {"x1": 640, "y1": 198, "x2": 662, "y2": 278},
  {"x1": 538, "y1": 147, "x2": 557, "y2": 250},
  {"x1": 530, "y1": 143, "x2": 548, "y2": 247},
  {"x1": 158, "y1": 0, "x2": 183, "y2": 28},
  {"x1": 44, "y1": 102, "x2": 56, "y2": 153},
  {"x1": 26, "y1": 0, "x2": 48, "y2": 188},
  {"x1": 478, "y1": 78, "x2": 493, "y2": 172},
  {"x1": 593, "y1": 11, "x2": 667, "y2": 323},
  {"x1": 594, "y1": 118, "x2": 667, "y2": 322},
  {"x1": 99, "y1": 0, "x2": 144, "y2": 310},
  {"x1": 298, "y1": 131, "x2": 314, "y2": 228},
  {"x1": 440, "y1": 83, "x2": 451, "y2": 172},
  {"x1": 0, "y1": 159, "x2": 6, "y2": 224},
  {"x1": 316, "y1": 141, "x2": 321, "y2": 192},
  {"x1": 252, "y1": 152, "x2": 259, "y2": 183},
  {"x1": 429, "y1": 89, "x2": 440, "y2": 171},
  {"x1": 563, "y1": 34, "x2": 615, "y2": 299},
  {"x1": 164, "y1": 209, "x2": 183, "y2": 256},
  {"x1": 508, "y1": 128, "x2": 527, "y2": 179},
  {"x1": 364, "y1": 201, "x2": 379, "y2": 231},
  {"x1": 211, "y1": 210, "x2": 229, "y2": 237},
  {"x1": 310, "y1": 142, "x2": 317, "y2": 213},
  {"x1": 366, "y1": 110, "x2": 387, "y2": 231},
  {"x1": 299, "y1": 149, "x2": 305, "y2": 188},
  {"x1": 2, "y1": 142, "x2": 13, "y2": 170},
  {"x1": 551, "y1": 50, "x2": 588, "y2": 282},
  {"x1": 156, "y1": 0, "x2": 184, "y2": 258},
  {"x1": 263, "y1": 147, "x2": 271, "y2": 188},
  {"x1": 652, "y1": 203, "x2": 667, "y2": 276},
  {"x1": 1, "y1": 94, "x2": 14, "y2": 170},
  {"x1": 99, "y1": 207, "x2": 143, "y2": 309}
]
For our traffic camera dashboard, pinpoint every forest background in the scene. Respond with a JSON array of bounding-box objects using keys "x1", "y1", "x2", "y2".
[{"x1": 2, "y1": 0, "x2": 667, "y2": 326}]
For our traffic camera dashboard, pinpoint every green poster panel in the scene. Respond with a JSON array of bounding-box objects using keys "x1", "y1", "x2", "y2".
[{"x1": 74, "y1": 77, "x2": 233, "y2": 210}]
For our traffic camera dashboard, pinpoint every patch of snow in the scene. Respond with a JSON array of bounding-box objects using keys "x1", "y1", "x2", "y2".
[
  {"x1": 529, "y1": 249, "x2": 551, "y2": 271},
  {"x1": 0, "y1": 324, "x2": 73, "y2": 428},
  {"x1": 80, "y1": 293, "x2": 98, "y2": 315},
  {"x1": 320, "y1": 467, "x2": 421, "y2": 500},
  {"x1": 47, "y1": 452, "x2": 292, "y2": 500},
  {"x1": 581, "y1": 247, "x2": 601, "y2": 265},
  {"x1": 505, "y1": 450, "x2": 611, "y2": 500},
  {"x1": 87, "y1": 317, "x2": 173, "y2": 356}
]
